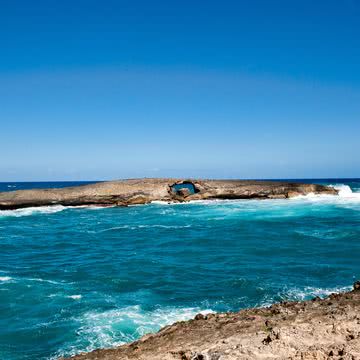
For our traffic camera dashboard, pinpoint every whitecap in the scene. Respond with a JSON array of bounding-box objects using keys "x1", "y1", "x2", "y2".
[
  {"x1": 282, "y1": 285, "x2": 352, "y2": 302},
  {"x1": 67, "y1": 295, "x2": 82, "y2": 300},
  {"x1": 258, "y1": 284, "x2": 353, "y2": 308},
  {"x1": 333, "y1": 184, "x2": 360, "y2": 200},
  {"x1": 151, "y1": 199, "x2": 245, "y2": 206},
  {"x1": 25, "y1": 277, "x2": 66, "y2": 285},
  {"x1": 97, "y1": 225, "x2": 130, "y2": 233},
  {"x1": 69, "y1": 205, "x2": 114, "y2": 210},
  {"x1": 151, "y1": 200, "x2": 173, "y2": 205},
  {"x1": 291, "y1": 184, "x2": 360, "y2": 205},
  {"x1": 0, "y1": 276, "x2": 72, "y2": 286},
  {"x1": 97, "y1": 224, "x2": 191, "y2": 233},
  {"x1": 0, "y1": 205, "x2": 67, "y2": 218},
  {"x1": 77, "y1": 305, "x2": 213, "y2": 347},
  {"x1": 0, "y1": 204, "x2": 113, "y2": 218},
  {"x1": 137, "y1": 224, "x2": 191, "y2": 229}
]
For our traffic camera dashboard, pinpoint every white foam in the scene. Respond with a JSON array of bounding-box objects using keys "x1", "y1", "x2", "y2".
[
  {"x1": 70, "y1": 205, "x2": 115, "y2": 210},
  {"x1": 97, "y1": 224, "x2": 191, "y2": 233},
  {"x1": 67, "y1": 295, "x2": 82, "y2": 300},
  {"x1": 333, "y1": 184, "x2": 360, "y2": 199},
  {"x1": 284, "y1": 285, "x2": 352, "y2": 301},
  {"x1": 78, "y1": 305, "x2": 212, "y2": 347},
  {"x1": 52, "y1": 305, "x2": 213, "y2": 359},
  {"x1": 151, "y1": 200, "x2": 173, "y2": 205},
  {"x1": 291, "y1": 184, "x2": 360, "y2": 204},
  {"x1": 25, "y1": 277, "x2": 67, "y2": 285},
  {"x1": 258, "y1": 285, "x2": 353, "y2": 308},
  {"x1": 0, "y1": 205, "x2": 67, "y2": 218},
  {"x1": 0, "y1": 275, "x2": 72, "y2": 286},
  {"x1": 138, "y1": 224, "x2": 191, "y2": 229},
  {"x1": 0, "y1": 204, "x2": 115, "y2": 218},
  {"x1": 151, "y1": 199, "x2": 244, "y2": 206}
]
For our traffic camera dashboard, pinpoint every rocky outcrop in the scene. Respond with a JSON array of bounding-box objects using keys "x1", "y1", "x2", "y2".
[
  {"x1": 65, "y1": 282, "x2": 360, "y2": 360},
  {"x1": 0, "y1": 178, "x2": 337, "y2": 210}
]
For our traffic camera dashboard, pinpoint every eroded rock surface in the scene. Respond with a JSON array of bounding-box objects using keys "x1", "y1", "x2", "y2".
[
  {"x1": 65, "y1": 283, "x2": 360, "y2": 360},
  {"x1": 0, "y1": 178, "x2": 337, "y2": 210}
]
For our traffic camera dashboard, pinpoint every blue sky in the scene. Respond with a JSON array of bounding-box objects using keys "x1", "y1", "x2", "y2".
[{"x1": 1, "y1": 0, "x2": 359, "y2": 181}]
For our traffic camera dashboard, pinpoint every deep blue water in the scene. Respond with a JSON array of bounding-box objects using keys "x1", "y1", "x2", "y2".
[
  {"x1": 0, "y1": 179, "x2": 359, "y2": 359},
  {"x1": 0, "y1": 181, "x2": 98, "y2": 193}
]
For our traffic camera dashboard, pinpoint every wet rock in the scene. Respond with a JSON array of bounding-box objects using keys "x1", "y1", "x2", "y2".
[
  {"x1": 353, "y1": 281, "x2": 360, "y2": 291},
  {"x1": 64, "y1": 282, "x2": 360, "y2": 360},
  {"x1": 194, "y1": 314, "x2": 205, "y2": 321}
]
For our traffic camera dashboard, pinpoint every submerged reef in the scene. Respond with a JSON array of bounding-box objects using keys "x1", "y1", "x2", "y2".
[{"x1": 0, "y1": 178, "x2": 337, "y2": 210}]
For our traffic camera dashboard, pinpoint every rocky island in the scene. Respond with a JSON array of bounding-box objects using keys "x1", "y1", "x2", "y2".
[
  {"x1": 65, "y1": 282, "x2": 360, "y2": 360},
  {"x1": 0, "y1": 178, "x2": 337, "y2": 210}
]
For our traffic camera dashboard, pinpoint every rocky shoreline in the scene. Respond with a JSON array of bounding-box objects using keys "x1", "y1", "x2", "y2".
[
  {"x1": 65, "y1": 282, "x2": 360, "y2": 360},
  {"x1": 0, "y1": 178, "x2": 337, "y2": 210}
]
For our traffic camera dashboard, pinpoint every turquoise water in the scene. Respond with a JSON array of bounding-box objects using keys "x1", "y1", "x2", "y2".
[{"x1": 0, "y1": 179, "x2": 359, "y2": 359}]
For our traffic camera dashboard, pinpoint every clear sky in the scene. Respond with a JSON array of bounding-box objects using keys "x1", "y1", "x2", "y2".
[{"x1": 1, "y1": 0, "x2": 359, "y2": 181}]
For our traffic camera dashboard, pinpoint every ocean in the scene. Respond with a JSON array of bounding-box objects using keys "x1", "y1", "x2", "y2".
[{"x1": 0, "y1": 179, "x2": 359, "y2": 359}]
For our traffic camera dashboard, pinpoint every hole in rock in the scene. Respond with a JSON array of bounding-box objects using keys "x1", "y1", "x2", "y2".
[{"x1": 170, "y1": 182, "x2": 198, "y2": 196}]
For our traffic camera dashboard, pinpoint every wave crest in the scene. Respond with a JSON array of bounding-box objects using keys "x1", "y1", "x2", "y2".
[
  {"x1": 51, "y1": 305, "x2": 212, "y2": 359},
  {"x1": 291, "y1": 183, "x2": 360, "y2": 204},
  {"x1": 284, "y1": 285, "x2": 352, "y2": 301},
  {"x1": 0, "y1": 205, "x2": 67, "y2": 218}
]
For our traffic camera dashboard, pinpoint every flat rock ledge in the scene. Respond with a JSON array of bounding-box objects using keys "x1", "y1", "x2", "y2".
[
  {"x1": 0, "y1": 178, "x2": 337, "y2": 210},
  {"x1": 65, "y1": 282, "x2": 360, "y2": 360}
]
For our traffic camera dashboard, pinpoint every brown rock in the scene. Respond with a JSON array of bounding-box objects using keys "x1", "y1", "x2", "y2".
[
  {"x1": 0, "y1": 178, "x2": 338, "y2": 210},
  {"x1": 62, "y1": 284, "x2": 360, "y2": 360},
  {"x1": 353, "y1": 281, "x2": 360, "y2": 291}
]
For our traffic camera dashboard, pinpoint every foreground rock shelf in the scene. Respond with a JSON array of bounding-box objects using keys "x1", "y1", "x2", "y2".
[
  {"x1": 65, "y1": 282, "x2": 360, "y2": 360},
  {"x1": 0, "y1": 178, "x2": 337, "y2": 210}
]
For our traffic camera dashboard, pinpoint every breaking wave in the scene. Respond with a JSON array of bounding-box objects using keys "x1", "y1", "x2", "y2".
[
  {"x1": 0, "y1": 204, "x2": 109, "y2": 218},
  {"x1": 0, "y1": 205, "x2": 67, "y2": 218},
  {"x1": 333, "y1": 184, "x2": 360, "y2": 199},
  {"x1": 258, "y1": 285, "x2": 353, "y2": 308},
  {"x1": 283, "y1": 285, "x2": 352, "y2": 301},
  {"x1": 52, "y1": 284, "x2": 351, "y2": 358},
  {"x1": 291, "y1": 184, "x2": 360, "y2": 203},
  {"x1": 51, "y1": 305, "x2": 213, "y2": 359}
]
